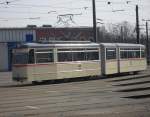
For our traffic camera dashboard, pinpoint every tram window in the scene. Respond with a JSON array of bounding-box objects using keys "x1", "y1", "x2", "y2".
[
  {"x1": 72, "y1": 51, "x2": 86, "y2": 61},
  {"x1": 141, "y1": 50, "x2": 145, "y2": 58},
  {"x1": 120, "y1": 51, "x2": 128, "y2": 59},
  {"x1": 106, "y1": 48, "x2": 116, "y2": 60},
  {"x1": 131, "y1": 51, "x2": 140, "y2": 58},
  {"x1": 86, "y1": 52, "x2": 99, "y2": 60},
  {"x1": 120, "y1": 47, "x2": 144, "y2": 58},
  {"x1": 58, "y1": 49, "x2": 72, "y2": 62},
  {"x1": 128, "y1": 51, "x2": 133, "y2": 58},
  {"x1": 129, "y1": 51, "x2": 134, "y2": 58},
  {"x1": 58, "y1": 49, "x2": 99, "y2": 62},
  {"x1": 58, "y1": 52, "x2": 72, "y2": 62},
  {"x1": 135, "y1": 51, "x2": 140, "y2": 58},
  {"x1": 13, "y1": 53, "x2": 28, "y2": 64},
  {"x1": 36, "y1": 51, "x2": 53, "y2": 63},
  {"x1": 120, "y1": 50, "x2": 140, "y2": 59},
  {"x1": 120, "y1": 48, "x2": 129, "y2": 59},
  {"x1": 28, "y1": 49, "x2": 35, "y2": 64},
  {"x1": 36, "y1": 49, "x2": 52, "y2": 52}
]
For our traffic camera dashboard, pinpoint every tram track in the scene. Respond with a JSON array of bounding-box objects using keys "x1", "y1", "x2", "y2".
[
  {"x1": 0, "y1": 73, "x2": 149, "y2": 102},
  {"x1": 0, "y1": 69, "x2": 150, "y2": 116},
  {"x1": 113, "y1": 80, "x2": 150, "y2": 86},
  {"x1": 1, "y1": 97, "x2": 150, "y2": 116},
  {"x1": 108, "y1": 74, "x2": 150, "y2": 82},
  {"x1": 0, "y1": 85, "x2": 150, "y2": 113}
]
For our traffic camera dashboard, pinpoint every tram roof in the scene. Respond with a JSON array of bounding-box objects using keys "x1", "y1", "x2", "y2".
[
  {"x1": 100, "y1": 43, "x2": 116, "y2": 47},
  {"x1": 18, "y1": 42, "x2": 100, "y2": 48},
  {"x1": 100, "y1": 43, "x2": 145, "y2": 48},
  {"x1": 116, "y1": 43, "x2": 145, "y2": 48}
]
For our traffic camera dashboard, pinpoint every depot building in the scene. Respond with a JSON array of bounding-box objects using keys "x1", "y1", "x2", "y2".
[{"x1": 0, "y1": 26, "x2": 94, "y2": 71}]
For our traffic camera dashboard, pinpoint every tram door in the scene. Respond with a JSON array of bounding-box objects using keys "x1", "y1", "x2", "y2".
[{"x1": 101, "y1": 44, "x2": 118, "y2": 75}]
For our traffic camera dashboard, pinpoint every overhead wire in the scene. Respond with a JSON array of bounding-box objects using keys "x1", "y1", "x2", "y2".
[
  {"x1": 0, "y1": 0, "x2": 19, "y2": 4},
  {"x1": 0, "y1": 0, "x2": 149, "y2": 24}
]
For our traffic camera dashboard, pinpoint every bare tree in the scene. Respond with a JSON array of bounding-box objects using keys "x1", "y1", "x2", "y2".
[{"x1": 105, "y1": 21, "x2": 136, "y2": 43}]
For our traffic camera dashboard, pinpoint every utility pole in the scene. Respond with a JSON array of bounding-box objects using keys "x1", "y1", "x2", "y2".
[
  {"x1": 142, "y1": 19, "x2": 150, "y2": 64},
  {"x1": 146, "y1": 21, "x2": 149, "y2": 64},
  {"x1": 92, "y1": 0, "x2": 97, "y2": 42},
  {"x1": 136, "y1": 5, "x2": 140, "y2": 44}
]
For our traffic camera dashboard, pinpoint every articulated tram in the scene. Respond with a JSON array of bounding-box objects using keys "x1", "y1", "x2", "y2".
[{"x1": 12, "y1": 41, "x2": 147, "y2": 83}]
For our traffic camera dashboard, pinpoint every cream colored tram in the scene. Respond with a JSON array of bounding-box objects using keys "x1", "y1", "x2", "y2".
[
  {"x1": 100, "y1": 43, "x2": 147, "y2": 75},
  {"x1": 12, "y1": 41, "x2": 101, "y2": 83},
  {"x1": 117, "y1": 43, "x2": 147, "y2": 73}
]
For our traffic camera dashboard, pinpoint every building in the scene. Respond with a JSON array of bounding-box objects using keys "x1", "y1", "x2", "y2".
[
  {"x1": 0, "y1": 28, "x2": 36, "y2": 71},
  {"x1": 36, "y1": 27, "x2": 94, "y2": 42},
  {"x1": 0, "y1": 26, "x2": 94, "y2": 71}
]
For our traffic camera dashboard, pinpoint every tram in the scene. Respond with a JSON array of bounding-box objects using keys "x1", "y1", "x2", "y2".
[
  {"x1": 101, "y1": 43, "x2": 147, "y2": 75},
  {"x1": 12, "y1": 41, "x2": 101, "y2": 83},
  {"x1": 12, "y1": 41, "x2": 147, "y2": 83}
]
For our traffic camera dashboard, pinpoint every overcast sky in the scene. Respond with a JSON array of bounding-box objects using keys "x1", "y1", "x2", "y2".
[{"x1": 0, "y1": 0, "x2": 149, "y2": 27}]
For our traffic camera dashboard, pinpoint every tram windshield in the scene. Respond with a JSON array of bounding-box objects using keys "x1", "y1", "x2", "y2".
[
  {"x1": 13, "y1": 53, "x2": 29, "y2": 64},
  {"x1": 13, "y1": 49, "x2": 35, "y2": 64},
  {"x1": 13, "y1": 48, "x2": 54, "y2": 64}
]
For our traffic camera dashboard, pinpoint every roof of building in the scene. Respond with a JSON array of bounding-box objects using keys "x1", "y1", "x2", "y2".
[{"x1": 0, "y1": 26, "x2": 93, "y2": 30}]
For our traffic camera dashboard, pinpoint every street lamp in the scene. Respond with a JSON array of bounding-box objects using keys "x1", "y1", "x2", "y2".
[
  {"x1": 97, "y1": 18, "x2": 104, "y2": 25},
  {"x1": 97, "y1": 21, "x2": 104, "y2": 43},
  {"x1": 112, "y1": 10, "x2": 125, "y2": 12}
]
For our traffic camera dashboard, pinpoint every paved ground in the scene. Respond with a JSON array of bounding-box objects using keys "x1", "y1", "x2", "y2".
[{"x1": 0, "y1": 69, "x2": 150, "y2": 117}]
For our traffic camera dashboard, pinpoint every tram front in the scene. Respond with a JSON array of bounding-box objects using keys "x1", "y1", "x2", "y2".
[{"x1": 12, "y1": 48, "x2": 35, "y2": 82}]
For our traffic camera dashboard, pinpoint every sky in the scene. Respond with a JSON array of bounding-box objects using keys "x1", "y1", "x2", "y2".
[{"x1": 0, "y1": 0, "x2": 149, "y2": 27}]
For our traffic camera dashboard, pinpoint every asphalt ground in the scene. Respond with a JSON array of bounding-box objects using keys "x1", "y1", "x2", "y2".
[{"x1": 0, "y1": 68, "x2": 150, "y2": 117}]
